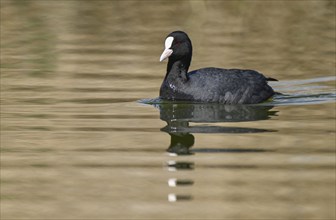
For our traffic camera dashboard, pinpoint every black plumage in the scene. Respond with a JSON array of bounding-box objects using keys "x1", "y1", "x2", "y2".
[{"x1": 159, "y1": 31, "x2": 277, "y2": 104}]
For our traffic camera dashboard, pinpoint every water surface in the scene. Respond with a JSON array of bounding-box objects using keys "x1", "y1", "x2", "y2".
[{"x1": 1, "y1": 1, "x2": 335, "y2": 219}]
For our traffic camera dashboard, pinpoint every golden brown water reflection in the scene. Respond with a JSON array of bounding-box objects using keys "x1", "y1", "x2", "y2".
[{"x1": 1, "y1": 1, "x2": 335, "y2": 219}]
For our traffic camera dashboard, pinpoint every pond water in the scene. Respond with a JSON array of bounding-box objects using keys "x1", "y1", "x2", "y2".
[{"x1": 1, "y1": 1, "x2": 335, "y2": 219}]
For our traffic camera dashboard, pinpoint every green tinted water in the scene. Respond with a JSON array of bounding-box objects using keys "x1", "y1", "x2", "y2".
[{"x1": 1, "y1": 1, "x2": 335, "y2": 219}]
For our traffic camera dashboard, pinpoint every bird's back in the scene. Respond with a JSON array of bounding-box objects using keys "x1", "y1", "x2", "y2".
[{"x1": 161, "y1": 67, "x2": 275, "y2": 104}]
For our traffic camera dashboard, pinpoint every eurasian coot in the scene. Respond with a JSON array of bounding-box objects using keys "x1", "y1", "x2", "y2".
[{"x1": 159, "y1": 31, "x2": 277, "y2": 104}]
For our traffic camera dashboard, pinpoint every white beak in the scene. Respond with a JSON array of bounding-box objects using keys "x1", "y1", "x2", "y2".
[
  {"x1": 159, "y1": 36, "x2": 174, "y2": 62},
  {"x1": 159, "y1": 48, "x2": 173, "y2": 62}
]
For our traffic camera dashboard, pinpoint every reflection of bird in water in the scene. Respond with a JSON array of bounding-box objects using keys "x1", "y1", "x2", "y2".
[
  {"x1": 154, "y1": 102, "x2": 277, "y2": 203},
  {"x1": 153, "y1": 103, "x2": 277, "y2": 155},
  {"x1": 166, "y1": 133, "x2": 195, "y2": 155},
  {"x1": 155, "y1": 103, "x2": 277, "y2": 123}
]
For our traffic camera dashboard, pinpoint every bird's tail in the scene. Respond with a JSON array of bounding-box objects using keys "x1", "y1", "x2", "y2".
[{"x1": 267, "y1": 77, "x2": 278, "y2": 81}]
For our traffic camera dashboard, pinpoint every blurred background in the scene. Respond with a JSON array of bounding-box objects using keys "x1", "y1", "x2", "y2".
[
  {"x1": 1, "y1": 0, "x2": 335, "y2": 219},
  {"x1": 2, "y1": 0, "x2": 335, "y2": 80}
]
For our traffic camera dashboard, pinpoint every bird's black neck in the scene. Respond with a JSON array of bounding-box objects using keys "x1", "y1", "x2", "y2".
[{"x1": 165, "y1": 57, "x2": 191, "y2": 82}]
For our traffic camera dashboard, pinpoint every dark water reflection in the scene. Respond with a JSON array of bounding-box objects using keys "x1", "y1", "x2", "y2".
[
  {"x1": 153, "y1": 103, "x2": 277, "y2": 201},
  {"x1": 155, "y1": 103, "x2": 277, "y2": 154}
]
